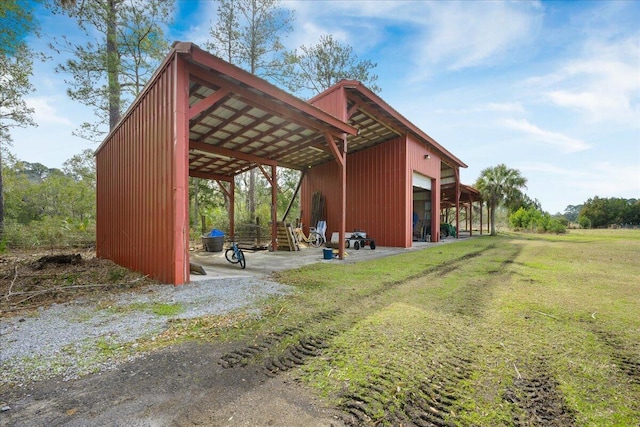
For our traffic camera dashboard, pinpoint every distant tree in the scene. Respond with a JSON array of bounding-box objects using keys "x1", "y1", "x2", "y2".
[
  {"x1": 206, "y1": 0, "x2": 293, "y2": 78},
  {"x1": 206, "y1": 0, "x2": 241, "y2": 64},
  {"x1": 505, "y1": 192, "x2": 540, "y2": 215},
  {"x1": 206, "y1": 0, "x2": 294, "y2": 223},
  {"x1": 577, "y1": 215, "x2": 591, "y2": 229},
  {"x1": 626, "y1": 200, "x2": 640, "y2": 225},
  {"x1": 19, "y1": 161, "x2": 56, "y2": 182},
  {"x1": 62, "y1": 148, "x2": 96, "y2": 186},
  {"x1": 281, "y1": 34, "x2": 381, "y2": 97},
  {"x1": 580, "y1": 196, "x2": 639, "y2": 228},
  {"x1": 3, "y1": 153, "x2": 96, "y2": 224},
  {"x1": 563, "y1": 204, "x2": 582, "y2": 223},
  {"x1": 0, "y1": 0, "x2": 39, "y2": 240},
  {"x1": 509, "y1": 207, "x2": 566, "y2": 234},
  {"x1": 475, "y1": 164, "x2": 527, "y2": 236},
  {"x1": 49, "y1": 0, "x2": 173, "y2": 140}
]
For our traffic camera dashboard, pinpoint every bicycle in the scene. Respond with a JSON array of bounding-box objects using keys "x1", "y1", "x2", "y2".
[
  {"x1": 225, "y1": 241, "x2": 246, "y2": 269},
  {"x1": 293, "y1": 224, "x2": 324, "y2": 248}
]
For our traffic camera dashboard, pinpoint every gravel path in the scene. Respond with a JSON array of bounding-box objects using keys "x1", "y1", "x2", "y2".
[{"x1": 0, "y1": 277, "x2": 293, "y2": 386}]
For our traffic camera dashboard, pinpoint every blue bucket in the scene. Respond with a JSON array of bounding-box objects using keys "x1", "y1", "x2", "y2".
[{"x1": 323, "y1": 248, "x2": 333, "y2": 260}]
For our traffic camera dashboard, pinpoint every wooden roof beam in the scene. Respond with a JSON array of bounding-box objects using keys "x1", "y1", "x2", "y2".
[
  {"x1": 186, "y1": 45, "x2": 357, "y2": 136},
  {"x1": 325, "y1": 132, "x2": 345, "y2": 167},
  {"x1": 189, "y1": 140, "x2": 277, "y2": 166},
  {"x1": 189, "y1": 170, "x2": 233, "y2": 182},
  {"x1": 188, "y1": 64, "x2": 355, "y2": 140},
  {"x1": 350, "y1": 98, "x2": 403, "y2": 137},
  {"x1": 189, "y1": 88, "x2": 231, "y2": 120}
]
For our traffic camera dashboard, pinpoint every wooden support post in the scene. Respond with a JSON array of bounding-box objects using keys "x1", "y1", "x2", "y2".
[
  {"x1": 230, "y1": 179, "x2": 235, "y2": 239},
  {"x1": 282, "y1": 169, "x2": 306, "y2": 222},
  {"x1": 479, "y1": 201, "x2": 483, "y2": 236},
  {"x1": 469, "y1": 201, "x2": 473, "y2": 236},
  {"x1": 455, "y1": 168, "x2": 460, "y2": 239},
  {"x1": 271, "y1": 164, "x2": 278, "y2": 252}
]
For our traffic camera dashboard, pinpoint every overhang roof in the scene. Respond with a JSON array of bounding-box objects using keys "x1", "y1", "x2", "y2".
[
  {"x1": 441, "y1": 183, "x2": 482, "y2": 207},
  {"x1": 177, "y1": 43, "x2": 360, "y2": 181},
  {"x1": 310, "y1": 80, "x2": 468, "y2": 169},
  {"x1": 100, "y1": 42, "x2": 468, "y2": 183}
]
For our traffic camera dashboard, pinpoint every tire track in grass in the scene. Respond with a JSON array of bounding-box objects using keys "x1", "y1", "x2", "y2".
[
  {"x1": 591, "y1": 328, "x2": 640, "y2": 385},
  {"x1": 335, "y1": 318, "x2": 475, "y2": 427},
  {"x1": 363, "y1": 246, "x2": 495, "y2": 300},
  {"x1": 218, "y1": 246, "x2": 496, "y2": 373},
  {"x1": 218, "y1": 309, "x2": 341, "y2": 369},
  {"x1": 218, "y1": 241, "x2": 510, "y2": 426},
  {"x1": 505, "y1": 358, "x2": 576, "y2": 426}
]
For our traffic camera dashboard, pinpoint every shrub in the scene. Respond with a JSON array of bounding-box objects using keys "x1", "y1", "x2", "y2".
[
  {"x1": 3, "y1": 218, "x2": 95, "y2": 249},
  {"x1": 509, "y1": 207, "x2": 566, "y2": 234},
  {"x1": 578, "y1": 215, "x2": 592, "y2": 229}
]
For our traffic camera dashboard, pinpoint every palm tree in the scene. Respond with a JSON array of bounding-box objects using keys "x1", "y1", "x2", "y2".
[{"x1": 475, "y1": 164, "x2": 527, "y2": 236}]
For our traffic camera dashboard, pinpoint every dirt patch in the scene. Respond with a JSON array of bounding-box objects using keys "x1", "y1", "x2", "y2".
[
  {"x1": 505, "y1": 358, "x2": 576, "y2": 426},
  {"x1": 0, "y1": 249, "x2": 158, "y2": 317},
  {"x1": 0, "y1": 340, "x2": 345, "y2": 426},
  {"x1": 0, "y1": 249, "x2": 348, "y2": 426}
]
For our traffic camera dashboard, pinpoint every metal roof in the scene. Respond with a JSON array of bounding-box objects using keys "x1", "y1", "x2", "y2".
[
  {"x1": 179, "y1": 43, "x2": 358, "y2": 181},
  {"x1": 310, "y1": 80, "x2": 468, "y2": 170}
]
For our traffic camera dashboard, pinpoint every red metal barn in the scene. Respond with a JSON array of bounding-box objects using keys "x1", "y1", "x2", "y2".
[
  {"x1": 96, "y1": 43, "x2": 356, "y2": 284},
  {"x1": 301, "y1": 81, "x2": 473, "y2": 247},
  {"x1": 96, "y1": 43, "x2": 479, "y2": 284}
]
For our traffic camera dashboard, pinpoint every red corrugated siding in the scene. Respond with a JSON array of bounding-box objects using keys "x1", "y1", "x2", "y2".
[
  {"x1": 300, "y1": 134, "x2": 451, "y2": 247},
  {"x1": 301, "y1": 136, "x2": 411, "y2": 247},
  {"x1": 407, "y1": 134, "x2": 442, "y2": 242},
  {"x1": 96, "y1": 53, "x2": 189, "y2": 284},
  {"x1": 309, "y1": 86, "x2": 346, "y2": 121}
]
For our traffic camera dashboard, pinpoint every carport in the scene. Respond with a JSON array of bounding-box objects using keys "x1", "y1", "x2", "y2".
[{"x1": 96, "y1": 42, "x2": 357, "y2": 285}]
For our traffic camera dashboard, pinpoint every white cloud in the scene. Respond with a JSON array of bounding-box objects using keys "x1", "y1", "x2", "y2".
[
  {"x1": 529, "y1": 36, "x2": 640, "y2": 125},
  {"x1": 435, "y1": 102, "x2": 526, "y2": 114},
  {"x1": 285, "y1": 0, "x2": 401, "y2": 52},
  {"x1": 520, "y1": 162, "x2": 583, "y2": 176},
  {"x1": 522, "y1": 161, "x2": 640, "y2": 198},
  {"x1": 413, "y1": 2, "x2": 543, "y2": 72},
  {"x1": 27, "y1": 97, "x2": 74, "y2": 127},
  {"x1": 502, "y1": 118, "x2": 591, "y2": 153}
]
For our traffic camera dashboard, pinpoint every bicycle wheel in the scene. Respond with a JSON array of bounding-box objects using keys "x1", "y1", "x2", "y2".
[
  {"x1": 238, "y1": 249, "x2": 246, "y2": 269},
  {"x1": 309, "y1": 232, "x2": 322, "y2": 248},
  {"x1": 225, "y1": 248, "x2": 239, "y2": 264}
]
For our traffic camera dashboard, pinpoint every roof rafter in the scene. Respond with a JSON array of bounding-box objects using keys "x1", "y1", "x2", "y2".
[{"x1": 190, "y1": 140, "x2": 277, "y2": 166}]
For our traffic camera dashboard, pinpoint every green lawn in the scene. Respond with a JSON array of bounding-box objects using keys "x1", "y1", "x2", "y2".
[
  {"x1": 167, "y1": 229, "x2": 640, "y2": 426},
  {"x1": 274, "y1": 230, "x2": 639, "y2": 426}
]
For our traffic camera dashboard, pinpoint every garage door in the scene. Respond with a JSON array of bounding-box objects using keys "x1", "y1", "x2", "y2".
[{"x1": 412, "y1": 172, "x2": 431, "y2": 190}]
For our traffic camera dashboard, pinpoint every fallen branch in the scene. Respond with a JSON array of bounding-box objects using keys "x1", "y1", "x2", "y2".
[
  {"x1": 513, "y1": 363, "x2": 522, "y2": 380},
  {"x1": 5, "y1": 266, "x2": 18, "y2": 301},
  {"x1": 2, "y1": 276, "x2": 149, "y2": 304},
  {"x1": 533, "y1": 310, "x2": 558, "y2": 320}
]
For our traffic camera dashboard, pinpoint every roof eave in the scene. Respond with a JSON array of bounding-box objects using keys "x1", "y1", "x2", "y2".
[{"x1": 319, "y1": 80, "x2": 468, "y2": 169}]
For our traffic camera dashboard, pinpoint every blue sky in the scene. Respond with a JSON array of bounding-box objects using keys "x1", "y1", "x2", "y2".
[{"x1": 9, "y1": 0, "x2": 640, "y2": 214}]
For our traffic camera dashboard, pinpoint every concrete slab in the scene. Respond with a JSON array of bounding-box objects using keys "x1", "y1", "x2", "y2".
[{"x1": 188, "y1": 236, "x2": 473, "y2": 282}]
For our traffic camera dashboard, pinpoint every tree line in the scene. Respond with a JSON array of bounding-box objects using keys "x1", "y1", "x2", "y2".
[
  {"x1": 566, "y1": 197, "x2": 640, "y2": 229},
  {"x1": 474, "y1": 164, "x2": 638, "y2": 234}
]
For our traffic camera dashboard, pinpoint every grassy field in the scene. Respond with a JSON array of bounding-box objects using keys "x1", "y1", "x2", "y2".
[{"x1": 166, "y1": 229, "x2": 640, "y2": 426}]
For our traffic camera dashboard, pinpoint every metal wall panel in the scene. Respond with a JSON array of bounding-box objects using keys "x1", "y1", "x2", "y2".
[
  {"x1": 309, "y1": 86, "x2": 347, "y2": 121},
  {"x1": 96, "y1": 54, "x2": 189, "y2": 284},
  {"x1": 301, "y1": 136, "x2": 410, "y2": 247},
  {"x1": 407, "y1": 134, "x2": 443, "y2": 242},
  {"x1": 300, "y1": 133, "x2": 452, "y2": 247}
]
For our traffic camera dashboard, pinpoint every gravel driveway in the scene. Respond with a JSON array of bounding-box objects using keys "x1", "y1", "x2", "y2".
[{"x1": 0, "y1": 276, "x2": 294, "y2": 387}]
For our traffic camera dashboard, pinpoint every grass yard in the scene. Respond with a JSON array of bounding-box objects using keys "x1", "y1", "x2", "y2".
[{"x1": 165, "y1": 229, "x2": 640, "y2": 426}]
